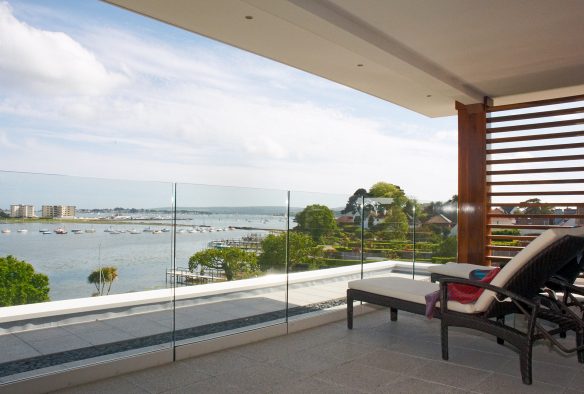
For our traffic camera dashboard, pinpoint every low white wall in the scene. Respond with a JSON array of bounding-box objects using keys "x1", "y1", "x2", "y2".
[{"x1": 0, "y1": 260, "x2": 436, "y2": 324}]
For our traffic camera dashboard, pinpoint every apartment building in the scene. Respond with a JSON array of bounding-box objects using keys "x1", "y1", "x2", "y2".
[
  {"x1": 41, "y1": 205, "x2": 76, "y2": 219},
  {"x1": 10, "y1": 204, "x2": 35, "y2": 218}
]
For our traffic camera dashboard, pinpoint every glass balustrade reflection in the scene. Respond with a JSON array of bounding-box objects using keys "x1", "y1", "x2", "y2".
[
  {"x1": 0, "y1": 171, "x2": 174, "y2": 383},
  {"x1": 286, "y1": 190, "x2": 359, "y2": 320},
  {"x1": 172, "y1": 183, "x2": 288, "y2": 345}
]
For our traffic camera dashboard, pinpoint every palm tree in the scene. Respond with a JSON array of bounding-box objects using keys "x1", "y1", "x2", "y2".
[{"x1": 88, "y1": 266, "x2": 118, "y2": 296}]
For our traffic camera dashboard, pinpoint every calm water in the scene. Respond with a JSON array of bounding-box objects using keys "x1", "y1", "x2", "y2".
[{"x1": 0, "y1": 214, "x2": 287, "y2": 300}]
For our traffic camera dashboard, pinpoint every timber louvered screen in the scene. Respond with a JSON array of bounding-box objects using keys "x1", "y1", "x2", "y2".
[{"x1": 485, "y1": 95, "x2": 584, "y2": 264}]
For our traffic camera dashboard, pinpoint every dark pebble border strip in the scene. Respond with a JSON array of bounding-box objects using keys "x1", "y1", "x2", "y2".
[{"x1": 0, "y1": 298, "x2": 346, "y2": 378}]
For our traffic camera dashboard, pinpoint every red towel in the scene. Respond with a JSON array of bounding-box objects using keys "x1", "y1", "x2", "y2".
[
  {"x1": 449, "y1": 268, "x2": 501, "y2": 304},
  {"x1": 425, "y1": 268, "x2": 501, "y2": 319}
]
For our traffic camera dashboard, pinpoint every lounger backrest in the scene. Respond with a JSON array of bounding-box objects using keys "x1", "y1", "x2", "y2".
[{"x1": 473, "y1": 226, "x2": 584, "y2": 313}]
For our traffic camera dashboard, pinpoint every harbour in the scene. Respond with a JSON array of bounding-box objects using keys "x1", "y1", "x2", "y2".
[{"x1": 0, "y1": 214, "x2": 286, "y2": 301}]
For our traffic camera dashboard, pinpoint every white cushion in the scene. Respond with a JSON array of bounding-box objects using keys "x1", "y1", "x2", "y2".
[
  {"x1": 473, "y1": 226, "x2": 584, "y2": 312},
  {"x1": 349, "y1": 277, "x2": 478, "y2": 314},
  {"x1": 349, "y1": 227, "x2": 584, "y2": 315},
  {"x1": 426, "y1": 262, "x2": 495, "y2": 278}
]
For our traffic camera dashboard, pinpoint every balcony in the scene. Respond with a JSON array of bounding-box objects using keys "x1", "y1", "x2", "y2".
[
  {"x1": 1, "y1": 170, "x2": 459, "y2": 391},
  {"x1": 2, "y1": 1, "x2": 584, "y2": 392},
  {"x1": 52, "y1": 310, "x2": 584, "y2": 393}
]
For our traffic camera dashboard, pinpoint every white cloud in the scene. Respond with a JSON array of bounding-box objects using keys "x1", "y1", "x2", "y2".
[
  {"x1": 0, "y1": 2, "x2": 125, "y2": 96},
  {"x1": 0, "y1": 1, "x2": 458, "y2": 201}
]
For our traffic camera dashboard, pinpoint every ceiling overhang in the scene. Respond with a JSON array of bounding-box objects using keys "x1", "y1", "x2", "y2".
[{"x1": 105, "y1": 0, "x2": 584, "y2": 117}]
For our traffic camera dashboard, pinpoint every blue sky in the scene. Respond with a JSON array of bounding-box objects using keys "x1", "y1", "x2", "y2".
[{"x1": 0, "y1": 0, "x2": 458, "y2": 207}]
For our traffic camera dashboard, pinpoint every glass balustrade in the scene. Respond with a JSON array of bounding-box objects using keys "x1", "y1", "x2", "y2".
[
  {"x1": 0, "y1": 171, "x2": 174, "y2": 384},
  {"x1": 0, "y1": 170, "x2": 458, "y2": 384}
]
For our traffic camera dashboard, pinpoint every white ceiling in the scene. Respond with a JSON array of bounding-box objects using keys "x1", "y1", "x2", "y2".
[{"x1": 105, "y1": 0, "x2": 584, "y2": 117}]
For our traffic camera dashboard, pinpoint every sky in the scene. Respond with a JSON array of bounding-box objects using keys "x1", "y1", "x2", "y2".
[{"x1": 0, "y1": 0, "x2": 459, "y2": 208}]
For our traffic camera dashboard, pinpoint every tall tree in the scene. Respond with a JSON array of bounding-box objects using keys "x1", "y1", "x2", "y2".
[
  {"x1": 368, "y1": 182, "x2": 407, "y2": 208},
  {"x1": 258, "y1": 232, "x2": 323, "y2": 272},
  {"x1": 522, "y1": 198, "x2": 552, "y2": 215},
  {"x1": 341, "y1": 188, "x2": 369, "y2": 215},
  {"x1": 294, "y1": 204, "x2": 338, "y2": 242},
  {"x1": 0, "y1": 255, "x2": 50, "y2": 306},
  {"x1": 88, "y1": 266, "x2": 118, "y2": 296},
  {"x1": 189, "y1": 248, "x2": 258, "y2": 281}
]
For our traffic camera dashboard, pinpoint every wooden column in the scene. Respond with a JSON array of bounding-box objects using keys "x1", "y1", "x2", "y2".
[{"x1": 457, "y1": 101, "x2": 488, "y2": 266}]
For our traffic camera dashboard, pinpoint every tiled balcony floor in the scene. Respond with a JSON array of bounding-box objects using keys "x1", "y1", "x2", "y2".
[{"x1": 53, "y1": 309, "x2": 584, "y2": 394}]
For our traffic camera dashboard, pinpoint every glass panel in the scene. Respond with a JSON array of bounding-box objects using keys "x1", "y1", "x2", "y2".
[
  {"x1": 417, "y1": 196, "x2": 458, "y2": 275},
  {"x1": 287, "y1": 190, "x2": 359, "y2": 320},
  {"x1": 0, "y1": 171, "x2": 174, "y2": 383},
  {"x1": 172, "y1": 183, "x2": 288, "y2": 345}
]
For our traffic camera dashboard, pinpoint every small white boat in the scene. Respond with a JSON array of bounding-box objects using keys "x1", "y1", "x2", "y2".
[
  {"x1": 85, "y1": 228, "x2": 96, "y2": 233},
  {"x1": 1, "y1": 229, "x2": 10, "y2": 234},
  {"x1": 143, "y1": 227, "x2": 152, "y2": 232},
  {"x1": 161, "y1": 228, "x2": 170, "y2": 233},
  {"x1": 152, "y1": 230, "x2": 162, "y2": 234},
  {"x1": 109, "y1": 230, "x2": 121, "y2": 235},
  {"x1": 17, "y1": 229, "x2": 28, "y2": 233},
  {"x1": 129, "y1": 229, "x2": 140, "y2": 234},
  {"x1": 54, "y1": 228, "x2": 67, "y2": 234},
  {"x1": 39, "y1": 228, "x2": 49, "y2": 232},
  {"x1": 42, "y1": 231, "x2": 52, "y2": 235},
  {"x1": 71, "y1": 229, "x2": 84, "y2": 234}
]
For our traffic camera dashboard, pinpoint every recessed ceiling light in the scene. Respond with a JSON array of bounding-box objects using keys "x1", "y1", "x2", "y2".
[{"x1": 245, "y1": 15, "x2": 254, "y2": 20}]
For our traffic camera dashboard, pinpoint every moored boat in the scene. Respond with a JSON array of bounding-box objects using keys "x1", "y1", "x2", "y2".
[
  {"x1": 17, "y1": 229, "x2": 28, "y2": 233},
  {"x1": 1, "y1": 229, "x2": 10, "y2": 234},
  {"x1": 54, "y1": 228, "x2": 67, "y2": 234}
]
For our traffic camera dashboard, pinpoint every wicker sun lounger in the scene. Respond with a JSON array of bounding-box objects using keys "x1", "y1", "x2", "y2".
[{"x1": 347, "y1": 227, "x2": 584, "y2": 384}]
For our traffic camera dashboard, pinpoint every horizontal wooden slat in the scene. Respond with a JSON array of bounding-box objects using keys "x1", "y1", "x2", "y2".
[
  {"x1": 488, "y1": 179, "x2": 584, "y2": 185},
  {"x1": 487, "y1": 106, "x2": 584, "y2": 123},
  {"x1": 487, "y1": 235, "x2": 538, "y2": 241},
  {"x1": 487, "y1": 119, "x2": 584, "y2": 133},
  {"x1": 489, "y1": 191, "x2": 584, "y2": 196},
  {"x1": 488, "y1": 213, "x2": 584, "y2": 219},
  {"x1": 487, "y1": 94, "x2": 584, "y2": 112},
  {"x1": 487, "y1": 245, "x2": 524, "y2": 251},
  {"x1": 487, "y1": 154, "x2": 584, "y2": 165},
  {"x1": 487, "y1": 130, "x2": 584, "y2": 144},
  {"x1": 486, "y1": 255, "x2": 513, "y2": 261},
  {"x1": 487, "y1": 142, "x2": 584, "y2": 154},
  {"x1": 487, "y1": 224, "x2": 570, "y2": 229},
  {"x1": 489, "y1": 202, "x2": 583, "y2": 207},
  {"x1": 488, "y1": 167, "x2": 584, "y2": 175}
]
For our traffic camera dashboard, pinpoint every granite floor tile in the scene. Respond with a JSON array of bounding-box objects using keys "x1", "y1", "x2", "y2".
[
  {"x1": 471, "y1": 372, "x2": 566, "y2": 394},
  {"x1": 412, "y1": 360, "x2": 493, "y2": 389},
  {"x1": 52, "y1": 376, "x2": 146, "y2": 394},
  {"x1": 314, "y1": 359, "x2": 403, "y2": 392},
  {"x1": 355, "y1": 349, "x2": 432, "y2": 376},
  {"x1": 123, "y1": 362, "x2": 212, "y2": 394},
  {"x1": 268, "y1": 376, "x2": 368, "y2": 394}
]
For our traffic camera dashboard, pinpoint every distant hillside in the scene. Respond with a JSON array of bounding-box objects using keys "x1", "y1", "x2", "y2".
[{"x1": 160, "y1": 206, "x2": 303, "y2": 215}]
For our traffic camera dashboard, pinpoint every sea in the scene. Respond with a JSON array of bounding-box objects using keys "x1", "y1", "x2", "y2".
[{"x1": 0, "y1": 214, "x2": 287, "y2": 301}]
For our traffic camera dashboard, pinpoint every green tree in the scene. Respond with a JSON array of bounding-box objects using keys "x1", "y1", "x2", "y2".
[
  {"x1": 294, "y1": 204, "x2": 338, "y2": 242},
  {"x1": 435, "y1": 236, "x2": 458, "y2": 257},
  {"x1": 0, "y1": 255, "x2": 50, "y2": 306},
  {"x1": 0, "y1": 211, "x2": 9, "y2": 219},
  {"x1": 88, "y1": 266, "x2": 118, "y2": 296},
  {"x1": 522, "y1": 198, "x2": 552, "y2": 215},
  {"x1": 369, "y1": 182, "x2": 407, "y2": 208},
  {"x1": 258, "y1": 232, "x2": 323, "y2": 272},
  {"x1": 341, "y1": 188, "x2": 369, "y2": 215},
  {"x1": 367, "y1": 182, "x2": 410, "y2": 240},
  {"x1": 189, "y1": 248, "x2": 258, "y2": 281}
]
